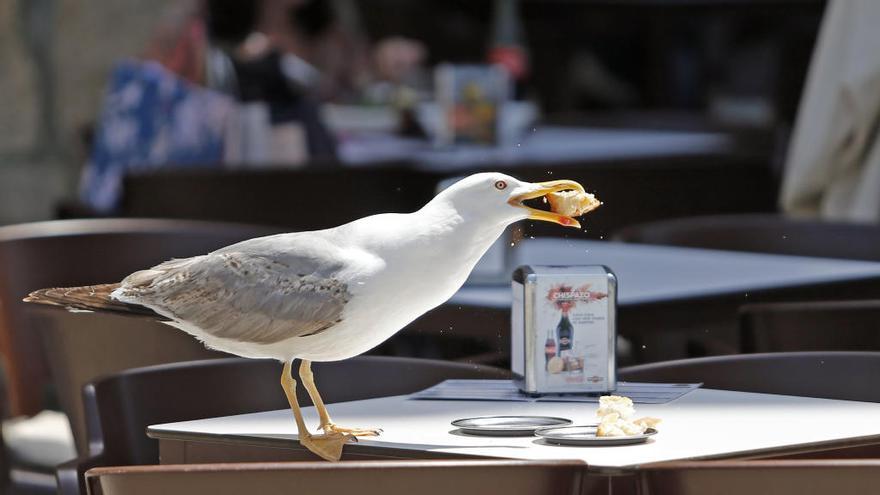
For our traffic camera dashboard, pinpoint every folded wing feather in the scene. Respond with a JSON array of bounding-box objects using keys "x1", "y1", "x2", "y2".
[{"x1": 114, "y1": 246, "x2": 353, "y2": 345}]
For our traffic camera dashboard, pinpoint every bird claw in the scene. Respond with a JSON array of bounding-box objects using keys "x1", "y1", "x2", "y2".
[
  {"x1": 299, "y1": 431, "x2": 356, "y2": 462},
  {"x1": 321, "y1": 422, "x2": 383, "y2": 437}
]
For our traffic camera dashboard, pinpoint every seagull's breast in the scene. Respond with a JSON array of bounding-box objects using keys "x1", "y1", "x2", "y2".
[
  {"x1": 292, "y1": 221, "x2": 499, "y2": 361},
  {"x1": 291, "y1": 246, "x2": 472, "y2": 361}
]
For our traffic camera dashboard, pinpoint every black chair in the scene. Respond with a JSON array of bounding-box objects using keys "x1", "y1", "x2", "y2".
[
  {"x1": 620, "y1": 352, "x2": 880, "y2": 462},
  {"x1": 0, "y1": 219, "x2": 282, "y2": 495},
  {"x1": 612, "y1": 213, "x2": 880, "y2": 261},
  {"x1": 638, "y1": 460, "x2": 880, "y2": 495},
  {"x1": 740, "y1": 300, "x2": 880, "y2": 353},
  {"x1": 0, "y1": 218, "x2": 280, "y2": 419},
  {"x1": 619, "y1": 351, "x2": 880, "y2": 403},
  {"x1": 59, "y1": 356, "x2": 511, "y2": 495}
]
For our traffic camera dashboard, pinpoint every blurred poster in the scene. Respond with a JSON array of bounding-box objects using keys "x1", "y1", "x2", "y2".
[{"x1": 435, "y1": 64, "x2": 510, "y2": 146}]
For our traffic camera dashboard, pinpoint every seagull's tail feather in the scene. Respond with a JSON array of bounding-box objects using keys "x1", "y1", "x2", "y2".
[{"x1": 24, "y1": 283, "x2": 163, "y2": 319}]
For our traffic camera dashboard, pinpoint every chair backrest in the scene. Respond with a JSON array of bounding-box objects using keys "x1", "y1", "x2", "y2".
[
  {"x1": 612, "y1": 213, "x2": 880, "y2": 261},
  {"x1": 120, "y1": 167, "x2": 443, "y2": 231},
  {"x1": 639, "y1": 460, "x2": 880, "y2": 495},
  {"x1": 121, "y1": 161, "x2": 779, "y2": 241},
  {"x1": 618, "y1": 351, "x2": 880, "y2": 402},
  {"x1": 0, "y1": 218, "x2": 281, "y2": 417},
  {"x1": 740, "y1": 300, "x2": 880, "y2": 353},
  {"x1": 38, "y1": 311, "x2": 229, "y2": 457},
  {"x1": 87, "y1": 356, "x2": 511, "y2": 466},
  {"x1": 84, "y1": 460, "x2": 585, "y2": 495}
]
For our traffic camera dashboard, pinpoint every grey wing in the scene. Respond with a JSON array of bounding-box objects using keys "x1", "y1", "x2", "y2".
[{"x1": 116, "y1": 238, "x2": 352, "y2": 344}]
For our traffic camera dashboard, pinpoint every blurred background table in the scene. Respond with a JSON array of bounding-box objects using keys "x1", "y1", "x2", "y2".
[
  {"x1": 336, "y1": 126, "x2": 738, "y2": 170},
  {"x1": 119, "y1": 134, "x2": 777, "y2": 243},
  {"x1": 419, "y1": 238, "x2": 880, "y2": 364}
]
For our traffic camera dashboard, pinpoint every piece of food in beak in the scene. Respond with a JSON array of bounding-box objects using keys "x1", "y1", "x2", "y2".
[
  {"x1": 547, "y1": 190, "x2": 601, "y2": 218},
  {"x1": 508, "y1": 180, "x2": 598, "y2": 228}
]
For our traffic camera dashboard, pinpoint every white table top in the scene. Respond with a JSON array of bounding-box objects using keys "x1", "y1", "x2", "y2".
[
  {"x1": 449, "y1": 239, "x2": 880, "y2": 309},
  {"x1": 149, "y1": 388, "x2": 880, "y2": 470}
]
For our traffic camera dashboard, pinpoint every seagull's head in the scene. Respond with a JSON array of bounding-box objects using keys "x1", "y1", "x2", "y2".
[{"x1": 438, "y1": 173, "x2": 593, "y2": 229}]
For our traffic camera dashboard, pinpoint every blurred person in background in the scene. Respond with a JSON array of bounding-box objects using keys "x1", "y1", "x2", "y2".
[
  {"x1": 780, "y1": 0, "x2": 880, "y2": 223},
  {"x1": 80, "y1": 0, "x2": 427, "y2": 212}
]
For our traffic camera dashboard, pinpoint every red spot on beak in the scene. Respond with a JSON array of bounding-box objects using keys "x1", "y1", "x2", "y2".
[{"x1": 559, "y1": 217, "x2": 572, "y2": 226}]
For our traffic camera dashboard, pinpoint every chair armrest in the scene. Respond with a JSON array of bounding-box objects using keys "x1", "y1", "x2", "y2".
[{"x1": 56, "y1": 454, "x2": 106, "y2": 495}]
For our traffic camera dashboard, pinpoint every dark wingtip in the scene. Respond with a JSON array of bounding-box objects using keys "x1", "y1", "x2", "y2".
[
  {"x1": 21, "y1": 284, "x2": 161, "y2": 319},
  {"x1": 22, "y1": 288, "x2": 68, "y2": 306},
  {"x1": 23, "y1": 289, "x2": 47, "y2": 304}
]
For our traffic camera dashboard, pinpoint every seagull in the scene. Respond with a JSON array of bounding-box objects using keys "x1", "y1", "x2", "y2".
[{"x1": 25, "y1": 172, "x2": 597, "y2": 461}]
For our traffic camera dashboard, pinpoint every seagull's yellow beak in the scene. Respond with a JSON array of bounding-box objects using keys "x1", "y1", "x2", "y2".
[{"x1": 507, "y1": 180, "x2": 592, "y2": 229}]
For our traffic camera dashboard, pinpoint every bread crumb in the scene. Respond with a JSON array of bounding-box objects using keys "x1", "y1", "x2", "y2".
[{"x1": 595, "y1": 395, "x2": 661, "y2": 437}]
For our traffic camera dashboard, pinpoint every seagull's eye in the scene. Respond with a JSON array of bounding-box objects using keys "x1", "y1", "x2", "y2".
[{"x1": 494, "y1": 180, "x2": 507, "y2": 190}]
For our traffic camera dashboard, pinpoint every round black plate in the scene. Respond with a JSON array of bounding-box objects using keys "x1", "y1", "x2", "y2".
[
  {"x1": 536, "y1": 424, "x2": 657, "y2": 446},
  {"x1": 451, "y1": 416, "x2": 572, "y2": 436}
]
